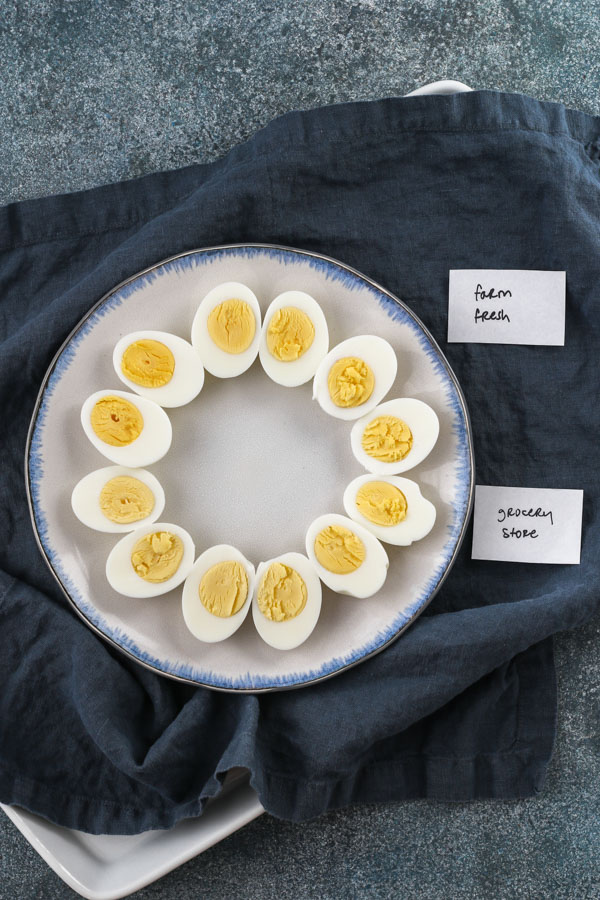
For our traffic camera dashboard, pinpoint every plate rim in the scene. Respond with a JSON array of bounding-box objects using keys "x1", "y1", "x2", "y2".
[{"x1": 24, "y1": 242, "x2": 475, "y2": 693}]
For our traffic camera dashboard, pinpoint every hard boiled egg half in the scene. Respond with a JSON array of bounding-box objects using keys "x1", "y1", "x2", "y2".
[
  {"x1": 343, "y1": 474, "x2": 436, "y2": 546},
  {"x1": 81, "y1": 389, "x2": 172, "y2": 467},
  {"x1": 182, "y1": 545, "x2": 255, "y2": 643},
  {"x1": 350, "y1": 398, "x2": 439, "y2": 474},
  {"x1": 252, "y1": 552, "x2": 321, "y2": 650},
  {"x1": 106, "y1": 522, "x2": 195, "y2": 598},
  {"x1": 305, "y1": 513, "x2": 388, "y2": 598},
  {"x1": 71, "y1": 465, "x2": 165, "y2": 533},
  {"x1": 313, "y1": 335, "x2": 397, "y2": 420},
  {"x1": 259, "y1": 291, "x2": 329, "y2": 386},
  {"x1": 191, "y1": 282, "x2": 261, "y2": 378},
  {"x1": 113, "y1": 330, "x2": 204, "y2": 407}
]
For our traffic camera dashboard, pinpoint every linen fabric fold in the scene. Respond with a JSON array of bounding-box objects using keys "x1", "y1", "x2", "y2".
[{"x1": 1, "y1": 90, "x2": 598, "y2": 833}]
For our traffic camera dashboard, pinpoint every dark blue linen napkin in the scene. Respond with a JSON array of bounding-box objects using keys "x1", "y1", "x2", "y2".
[{"x1": 1, "y1": 91, "x2": 598, "y2": 834}]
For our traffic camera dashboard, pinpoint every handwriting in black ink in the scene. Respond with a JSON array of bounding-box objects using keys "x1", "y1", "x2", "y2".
[
  {"x1": 475, "y1": 307, "x2": 510, "y2": 323},
  {"x1": 502, "y1": 526, "x2": 538, "y2": 539},
  {"x1": 475, "y1": 284, "x2": 513, "y2": 302},
  {"x1": 474, "y1": 283, "x2": 512, "y2": 325},
  {"x1": 497, "y1": 506, "x2": 554, "y2": 527}
]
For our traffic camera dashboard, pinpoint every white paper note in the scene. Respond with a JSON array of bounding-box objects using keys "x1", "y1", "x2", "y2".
[
  {"x1": 471, "y1": 485, "x2": 583, "y2": 565},
  {"x1": 448, "y1": 269, "x2": 566, "y2": 345}
]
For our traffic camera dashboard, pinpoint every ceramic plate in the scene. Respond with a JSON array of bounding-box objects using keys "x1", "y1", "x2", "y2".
[{"x1": 26, "y1": 244, "x2": 473, "y2": 691}]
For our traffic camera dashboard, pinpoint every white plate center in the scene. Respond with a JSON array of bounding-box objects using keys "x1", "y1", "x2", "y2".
[{"x1": 162, "y1": 363, "x2": 356, "y2": 563}]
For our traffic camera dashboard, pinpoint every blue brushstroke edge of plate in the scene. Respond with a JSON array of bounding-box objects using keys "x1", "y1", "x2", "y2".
[{"x1": 26, "y1": 244, "x2": 474, "y2": 692}]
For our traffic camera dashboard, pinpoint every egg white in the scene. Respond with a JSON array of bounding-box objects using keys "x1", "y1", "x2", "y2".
[
  {"x1": 312, "y1": 335, "x2": 398, "y2": 420},
  {"x1": 350, "y1": 397, "x2": 440, "y2": 475},
  {"x1": 343, "y1": 474, "x2": 436, "y2": 546},
  {"x1": 191, "y1": 281, "x2": 261, "y2": 378},
  {"x1": 81, "y1": 389, "x2": 172, "y2": 467},
  {"x1": 71, "y1": 465, "x2": 165, "y2": 533},
  {"x1": 106, "y1": 522, "x2": 195, "y2": 598},
  {"x1": 182, "y1": 545, "x2": 255, "y2": 643},
  {"x1": 305, "y1": 513, "x2": 389, "y2": 598},
  {"x1": 252, "y1": 552, "x2": 322, "y2": 651},
  {"x1": 113, "y1": 330, "x2": 204, "y2": 407},
  {"x1": 259, "y1": 291, "x2": 329, "y2": 387}
]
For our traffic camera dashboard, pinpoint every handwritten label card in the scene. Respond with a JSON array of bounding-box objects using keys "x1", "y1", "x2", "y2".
[
  {"x1": 448, "y1": 269, "x2": 566, "y2": 345},
  {"x1": 471, "y1": 486, "x2": 583, "y2": 565}
]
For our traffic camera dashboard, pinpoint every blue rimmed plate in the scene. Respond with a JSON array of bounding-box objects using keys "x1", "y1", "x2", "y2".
[{"x1": 26, "y1": 244, "x2": 473, "y2": 692}]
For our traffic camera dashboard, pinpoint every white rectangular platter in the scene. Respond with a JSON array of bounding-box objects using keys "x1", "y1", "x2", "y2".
[{"x1": 1, "y1": 773, "x2": 264, "y2": 900}]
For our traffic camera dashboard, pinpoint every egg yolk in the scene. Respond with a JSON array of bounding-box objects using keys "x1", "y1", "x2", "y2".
[
  {"x1": 90, "y1": 396, "x2": 144, "y2": 446},
  {"x1": 356, "y1": 481, "x2": 407, "y2": 527},
  {"x1": 130, "y1": 531, "x2": 184, "y2": 583},
  {"x1": 121, "y1": 339, "x2": 175, "y2": 387},
  {"x1": 199, "y1": 561, "x2": 248, "y2": 618},
  {"x1": 266, "y1": 306, "x2": 315, "y2": 361},
  {"x1": 361, "y1": 416, "x2": 413, "y2": 462},
  {"x1": 327, "y1": 357, "x2": 375, "y2": 408},
  {"x1": 207, "y1": 299, "x2": 256, "y2": 354},
  {"x1": 314, "y1": 525, "x2": 365, "y2": 574},
  {"x1": 257, "y1": 562, "x2": 307, "y2": 622},
  {"x1": 99, "y1": 476, "x2": 155, "y2": 524}
]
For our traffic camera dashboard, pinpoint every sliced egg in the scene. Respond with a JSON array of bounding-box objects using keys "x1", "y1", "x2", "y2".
[
  {"x1": 252, "y1": 552, "x2": 322, "y2": 650},
  {"x1": 81, "y1": 389, "x2": 172, "y2": 467},
  {"x1": 350, "y1": 398, "x2": 439, "y2": 474},
  {"x1": 182, "y1": 545, "x2": 255, "y2": 643},
  {"x1": 259, "y1": 291, "x2": 329, "y2": 387},
  {"x1": 113, "y1": 330, "x2": 204, "y2": 407},
  {"x1": 343, "y1": 474, "x2": 436, "y2": 546},
  {"x1": 71, "y1": 465, "x2": 165, "y2": 533},
  {"x1": 312, "y1": 335, "x2": 397, "y2": 420},
  {"x1": 305, "y1": 513, "x2": 388, "y2": 598},
  {"x1": 106, "y1": 522, "x2": 195, "y2": 598},
  {"x1": 191, "y1": 281, "x2": 261, "y2": 378}
]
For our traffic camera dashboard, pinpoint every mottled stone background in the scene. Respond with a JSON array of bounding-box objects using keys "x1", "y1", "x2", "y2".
[{"x1": 1, "y1": 1, "x2": 599, "y2": 898}]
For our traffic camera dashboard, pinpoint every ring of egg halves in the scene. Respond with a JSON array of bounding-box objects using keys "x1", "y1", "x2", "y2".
[{"x1": 74, "y1": 276, "x2": 443, "y2": 650}]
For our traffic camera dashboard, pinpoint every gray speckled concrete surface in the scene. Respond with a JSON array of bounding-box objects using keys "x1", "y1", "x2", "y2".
[
  {"x1": 1, "y1": 0, "x2": 600, "y2": 205},
  {"x1": 1, "y1": 1, "x2": 599, "y2": 898}
]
